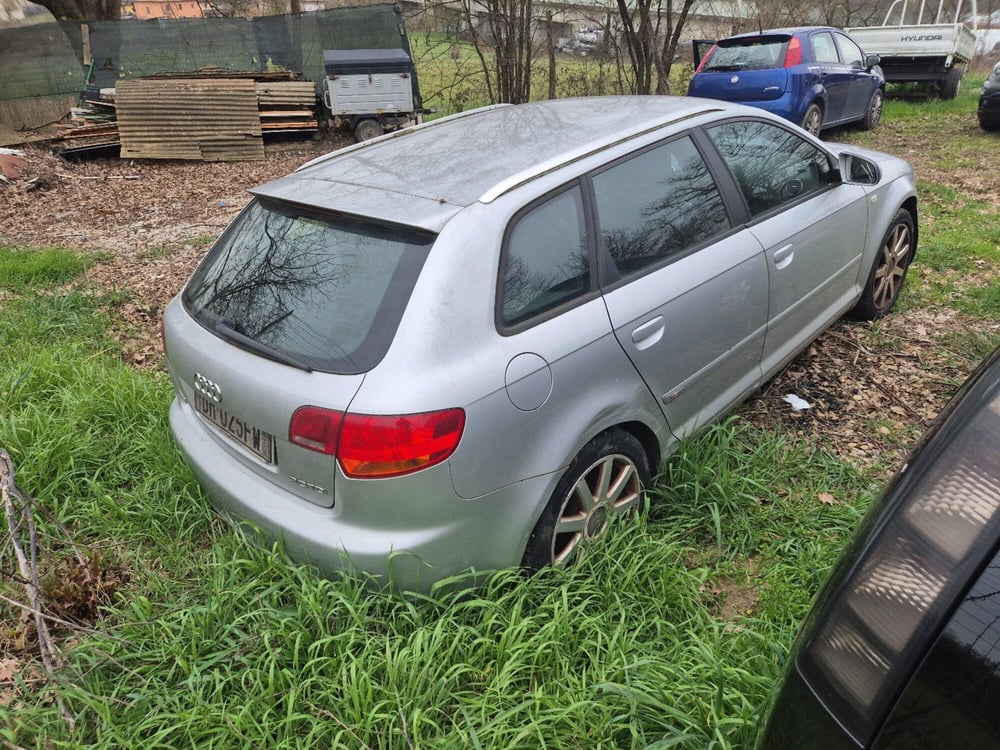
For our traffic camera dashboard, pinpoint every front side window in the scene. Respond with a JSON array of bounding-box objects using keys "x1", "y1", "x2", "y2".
[
  {"x1": 835, "y1": 33, "x2": 865, "y2": 67},
  {"x1": 592, "y1": 135, "x2": 730, "y2": 278},
  {"x1": 707, "y1": 120, "x2": 834, "y2": 217},
  {"x1": 183, "y1": 200, "x2": 433, "y2": 374},
  {"x1": 500, "y1": 186, "x2": 591, "y2": 327}
]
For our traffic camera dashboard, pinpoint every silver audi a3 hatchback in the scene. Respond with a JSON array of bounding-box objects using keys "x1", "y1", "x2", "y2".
[{"x1": 164, "y1": 96, "x2": 918, "y2": 590}]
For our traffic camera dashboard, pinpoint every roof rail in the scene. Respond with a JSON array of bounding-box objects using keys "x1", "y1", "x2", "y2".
[{"x1": 477, "y1": 106, "x2": 723, "y2": 204}]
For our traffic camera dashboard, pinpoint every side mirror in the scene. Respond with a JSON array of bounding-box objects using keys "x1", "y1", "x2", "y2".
[
  {"x1": 839, "y1": 152, "x2": 880, "y2": 185},
  {"x1": 865, "y1": 53, "x2": 881, "y2": 69}
]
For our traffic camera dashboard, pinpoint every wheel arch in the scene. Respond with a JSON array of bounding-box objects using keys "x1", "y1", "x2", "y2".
[{"x1": 901, "y1": 195, "x2": 918, "y2": 259}]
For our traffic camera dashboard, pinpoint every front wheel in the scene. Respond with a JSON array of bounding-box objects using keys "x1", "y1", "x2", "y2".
[
  {"x1": 851, "y1": 209, "x2": 914, "y2": 320},
  {"x1": 801, "y1": 103, "x2": 823, "y2": 136},
  {"x1": 861, "y1": 88, "x2": 883, "y2": 130},
  {"x1": 521, "y1": 430, "x2": 650, "y2": 570}
]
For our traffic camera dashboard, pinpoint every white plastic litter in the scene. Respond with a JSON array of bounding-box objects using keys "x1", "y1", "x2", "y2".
[{"x1": 783, "y1": 393, "x2": 812, "y2": 411}]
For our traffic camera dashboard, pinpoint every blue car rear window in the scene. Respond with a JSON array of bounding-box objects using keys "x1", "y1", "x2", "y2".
[
  {"x1": 704, "y1": 38, "x2": 789, "y2": 71},
  {"x1": 182, "y1": 199, "x2": 434, "y2": 374}
]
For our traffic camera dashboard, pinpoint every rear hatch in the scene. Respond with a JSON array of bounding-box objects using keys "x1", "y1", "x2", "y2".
[
  {"x1": 688, "y1": 34, "x2": 791, "y2": 102},
  {"x1": 168, "y1": 198, "x2": 435, "y2": 507}
]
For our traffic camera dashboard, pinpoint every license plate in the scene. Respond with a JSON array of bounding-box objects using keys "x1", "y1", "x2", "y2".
[{"x1": 194, "y1": 392, "x2": 276, "y2": 464}]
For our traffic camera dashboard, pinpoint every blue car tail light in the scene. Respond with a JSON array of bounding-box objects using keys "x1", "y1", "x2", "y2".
[{"x1": 782, "y1": 36, "x2": 802, "y2": 67}]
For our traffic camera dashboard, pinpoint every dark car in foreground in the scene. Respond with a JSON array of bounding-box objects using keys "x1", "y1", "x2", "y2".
[
  {"x1": 688, "y1": 27, "x2": 885, "y2": 136},
  {"x1": 758, "y1": 344, "x2": 1000, "y2": 749},
  {"x1": 979, "y1": 61, "x2": 1000, "y2": 131}
]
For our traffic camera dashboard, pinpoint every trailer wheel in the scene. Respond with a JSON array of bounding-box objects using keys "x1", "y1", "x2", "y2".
[
  {"x1": 354, "y1": 119, "x2": 384, "y2": 142},
  {"x1": 940, "y1": 66, "x2": 964, "y2": 100}
]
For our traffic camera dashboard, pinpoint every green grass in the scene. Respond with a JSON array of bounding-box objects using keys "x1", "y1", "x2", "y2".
[
  {"x1": 0, "y1": 253, "x2": 860, "y2": 748},
  {"x1": 0, "y1": 245, "x2": 90, "y2": 291},
  {"x1": 2, "y1": 91, "x2": 999, "y2": 747}
]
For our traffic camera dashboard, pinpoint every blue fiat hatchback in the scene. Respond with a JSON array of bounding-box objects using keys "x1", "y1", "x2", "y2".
[{"x1": 688, "y1": 27, "x2": 885, "y2": 136}]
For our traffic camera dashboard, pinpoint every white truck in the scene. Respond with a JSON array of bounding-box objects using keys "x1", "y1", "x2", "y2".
[{"x1": 846, "y1": 0, "x2": 978, "y2": 99}]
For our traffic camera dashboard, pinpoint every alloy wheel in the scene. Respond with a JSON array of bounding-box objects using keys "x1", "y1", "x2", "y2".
[
  {"x1": 873, "y1": 222, "x2": 911, "y2": 309},
  {"x1": 551, "y1": 453, "x2": 642, "y2": 565}
]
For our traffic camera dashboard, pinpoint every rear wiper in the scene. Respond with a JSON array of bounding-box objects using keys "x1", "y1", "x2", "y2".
[
  {"x1": 706, "y1": 64, "x2": 744, "y2": 71},
  {"x1": 215, "y1": 318, "x2": 314, "y2": 372}
]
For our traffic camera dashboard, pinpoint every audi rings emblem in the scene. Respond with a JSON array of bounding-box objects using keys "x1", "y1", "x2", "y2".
[{"x1": 194, "y1": 372, "x2": 222, "y2": 403}]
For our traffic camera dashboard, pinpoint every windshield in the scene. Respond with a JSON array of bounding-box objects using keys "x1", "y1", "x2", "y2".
[
  {"x1": 183, "y1": 200, "x2": 434, "y2": 374},
  {"x1": 704, "y1": 37, "x2": 789, "y2": 71}
]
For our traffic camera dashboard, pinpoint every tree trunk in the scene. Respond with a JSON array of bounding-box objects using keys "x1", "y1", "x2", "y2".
[{"x1": 546, "y1": 10, "x2": 556, "y2": 100}]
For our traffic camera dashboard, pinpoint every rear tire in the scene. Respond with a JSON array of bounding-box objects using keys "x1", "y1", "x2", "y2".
[
  {"x1": 940, "y1": 66, "x2": 963, "y2": 100},
  {"x1": 851, "y1": 209, "x2": 914, "y2": 320},
  {"x1": 861, "y1": 88, "x2": 883, "y2": 130},
  {"x1": 521, "y1": 430, "x2": 649, "y2": 570},
  {"x1": 801, "y1": 103, "x2": 823, "y2": 136}
]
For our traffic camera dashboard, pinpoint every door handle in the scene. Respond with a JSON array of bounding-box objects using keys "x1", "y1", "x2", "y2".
[
  {"x1": 772, "y1": 243, "x2": 794, "y2": 269},
  {"x1": 631, "y1": 316, "x2": 665, "y2": 350}
]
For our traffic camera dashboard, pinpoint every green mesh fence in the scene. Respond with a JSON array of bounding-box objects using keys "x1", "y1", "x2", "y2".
[{"x1": 0, "y1": 5, "x2": 409, "y2": 102}]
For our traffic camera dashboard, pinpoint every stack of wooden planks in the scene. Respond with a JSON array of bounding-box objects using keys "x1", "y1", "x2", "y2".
[{"x1": 256, "y1": 81, "x2": 319, "y2": 135}]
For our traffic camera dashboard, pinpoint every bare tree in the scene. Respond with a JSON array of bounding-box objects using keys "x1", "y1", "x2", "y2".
[
  {"x1": 462, "y1": 0, "x2": 535, "y2": 103},
  {"x1": 614, "y1": 0, "x2": 697, "y2": 94}
]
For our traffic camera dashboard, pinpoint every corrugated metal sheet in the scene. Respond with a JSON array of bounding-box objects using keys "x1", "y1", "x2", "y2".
[
  {"x1": 116, "y1": 78, "x2": 263, "y2": 161},
  {"x1": 255, "y1": 81, "x2": 317, "y2": 107}
]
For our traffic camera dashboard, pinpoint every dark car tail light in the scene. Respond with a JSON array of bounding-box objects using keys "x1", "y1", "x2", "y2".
[
  {"x1": 800, "y1": 381, "x2": 1000, "y2": 741},
  {"x1": 290, "y1": 407, "x2": 465, "y2": 479},
  {"x1": 782, "y1": 36, "x2": 802, "y2": 67},
  {"x1": 695, "y1": 43, "x2": 717, "y2": 73}
]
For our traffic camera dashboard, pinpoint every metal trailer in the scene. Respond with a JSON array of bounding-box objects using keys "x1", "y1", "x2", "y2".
[
  {"x1": 323, "y1": 48, "x2": 424, "y2": 141},
  {"x1": 846, "y1": 0, "x2": 978, "y2": 99}
]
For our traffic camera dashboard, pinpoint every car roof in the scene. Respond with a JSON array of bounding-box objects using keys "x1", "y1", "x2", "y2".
[
  {"x1": 250, "y1": 96, "x2": 725, "y2": 232},
  {"x1": 721, "y1": 26, "x2": 838, "y2": 41}
]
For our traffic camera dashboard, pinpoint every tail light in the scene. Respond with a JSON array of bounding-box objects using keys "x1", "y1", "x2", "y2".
[
  {"x1": 289, "y1": 406, "x2": 465, "y2": 479},
  {"x1": 801, "y1": 378, "x2": 1000, "y2": 740},
  {"x1": 695, "y1": 44, "x2": 717, "y2": 73},
  {"x1": 783, "y1": 37, "x2": 802, "y2": 67}
]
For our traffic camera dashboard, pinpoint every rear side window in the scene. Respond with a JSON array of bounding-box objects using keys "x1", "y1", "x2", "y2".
[
  {"x1": 182, "y1": 200, "x2": 433, "y2": 374},
  {"x1": 500, "y1": 186, "x2": 591, "y2": 328},
  {"x1": 810, "y1": 32, "x2": 839, "y2": 63},
  {"x1": 703, "y1": 37, "x2": 788, "y2": 71},
  {"x1": 592, "y1": 135, "x2": 730, "y2": 278},
  {"x1": 707, "y1": 120, "x2": 833, "y2": 217}
]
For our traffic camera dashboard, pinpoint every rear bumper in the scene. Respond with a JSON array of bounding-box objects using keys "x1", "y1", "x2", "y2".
[{"x1": 170, "y1": 396, "x2": 554, "y2": 592}]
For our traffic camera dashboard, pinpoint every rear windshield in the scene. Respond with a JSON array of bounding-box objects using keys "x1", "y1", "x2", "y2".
[
  {"x1": 182, "y1": 199, "x2": 434, "y2": 374},
  {"x1": 703, "y1": 36, "x2": 789, "y2": 71}
]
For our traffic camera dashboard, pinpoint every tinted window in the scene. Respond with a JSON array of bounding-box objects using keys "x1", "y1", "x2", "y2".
[
  {"x1": 183, "y1": 200, "x2": 433, "y2": 374},
  {"x1": 592, "y1": 136, "x2": 730, "y2": 278},
  {"x1": 835, "y1": 33, "x2": 865, "y2": 67},
  {"x1": 810, "y1": 32, "x2": 839, "y2": 63},
  {"x1": 703, "y1": 37, "x2": 788, "y2": 71},
  {"x1": 501, "y1": 186, "x2": 590, "y2": 327},
  {"x1": 707, "y1": 120, "x2": 833, "y2": 217}
]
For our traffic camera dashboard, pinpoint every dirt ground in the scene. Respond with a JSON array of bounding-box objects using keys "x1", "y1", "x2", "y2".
[{"x1": 1, "y1": 127, "x2": 997, "y2": 476}]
